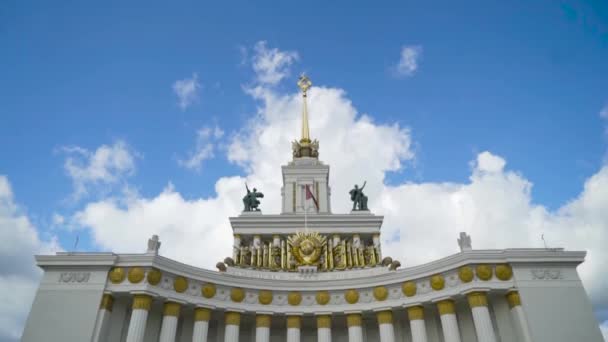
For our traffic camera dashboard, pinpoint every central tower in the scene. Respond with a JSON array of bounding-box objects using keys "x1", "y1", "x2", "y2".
[{"x1": 281, "y1": 75, "x2": 331, "y2": 214}]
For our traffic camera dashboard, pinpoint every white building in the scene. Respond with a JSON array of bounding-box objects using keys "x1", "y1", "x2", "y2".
[{"x1": 22, "y1": 76, "x2": 604, "y2": 342}]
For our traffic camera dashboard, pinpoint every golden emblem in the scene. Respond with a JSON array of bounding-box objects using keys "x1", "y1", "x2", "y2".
[{"x1": 288, "y1": 231, "x2": 326, "y2": 266}]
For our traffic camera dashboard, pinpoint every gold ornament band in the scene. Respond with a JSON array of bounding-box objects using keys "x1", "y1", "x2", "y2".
[
  {"x1": 287, "y1": 316, "x2": 301, "y2": 329},
  {"x1": 173, "y1": 276, "x2": 188, "y2": 293},
  {"x1": 430, "y1": 275, "x2": 445, "y2": 291},
  {"x1": 316, "y1": 291, "x2": 330, "y2": 305},
  {"x1": 402, "y1": 281, "x2": 417, "y2": 297},
  {"x1": 132, "y1": 294, "x2": 152, "y2": 311},
  {"x1": 258, "y1": 290, "x2": 273, "y2": 305},
  {"x1": 201, "y1": 283, "x2": 216, "y2": 298},
  {"x1": 346, "y1": 313, "x2": 362, "y2": 327},
  {"x1": 506, "y1": 291, "x2": 521, "y2": 309},
  {"x1": 147, "y1": 268, "x2": 162, "y2": 286},
  {"x1": 377, "y1": 310, "x2": 393, "y2": 325},
  {"x1": 437, "y1": 300, "x2": 455, "y2": 315},
  {"x1": 373, "y1": 286, "x2": 388, "y2": 301},
  {"x1": 231, "y1": 288, "x2": 245, "y2": 303},
  {"x1": 317, "y1": 315, "x2": 331, "y2": 328},
  {"x1": 407, "y1": 306, "x2": 424, "y2": 321},
  {"x1": 344, "y1": 289, "x2": 359, "y2": 304},
  {"x1": 108, "y1": 267, "x2": 125, "y2": 284},
  {"x1": 163, "y1": 302, "x2": 181, "y2": 317},
  {"x1": 256, "y1": 314, "x2": 271, "y2": 328},
  {"x1": 468, "y1": 292, "x2": 488, "y2": 308},
  {"x1": 225, "y1": 312, "x2": 241, "y2": 326},
  {"x1": 100, "y1": 294, "x2": 114, "y2": 311},
  {"x1": 288, "y1": 292, "x2": 302, "y2": 306},
  {"x1": 194, "y1": 308, "x2": 211, "y2": 322}
]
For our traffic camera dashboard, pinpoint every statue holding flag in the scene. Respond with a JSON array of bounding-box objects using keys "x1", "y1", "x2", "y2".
[
  {"x1": 349, "y1": 181, "x2": 368, "y2": 211},
  {"x1": 243, "y1": 183, "x2": 264, "y2": 211}
]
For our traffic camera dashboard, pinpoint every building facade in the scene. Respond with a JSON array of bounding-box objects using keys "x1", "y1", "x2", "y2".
[{"x1": 22, "y1": 76, "x2": 603, "y2": 342}]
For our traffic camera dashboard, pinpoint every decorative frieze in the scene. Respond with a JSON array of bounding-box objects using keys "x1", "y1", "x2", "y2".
[{"x1": 59, "y1": 272, "x2": 90, "y2": 283}]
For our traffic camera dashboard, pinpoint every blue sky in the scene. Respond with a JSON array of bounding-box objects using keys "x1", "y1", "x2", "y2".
[{"x1": 1, "y1": 0, "x2": 608, "y2": 339}]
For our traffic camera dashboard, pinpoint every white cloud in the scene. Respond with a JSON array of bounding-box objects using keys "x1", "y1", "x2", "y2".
[
  {"x1": 395, "y1": 45, "x2": 422, "y2": 77},
  {"x1": 0, "y1": 176, "x2": 60, "y2": 341},
  {"x1": 61, "y1": 141, "x2": 136, "y2": 199},
  {"x1": 600, "y1": 105, "x2": 608, "y2": 120},
  {"x1": 600, "y1": 320, "x2": 608, "y2": 341},
  {"x1": 178, "y1": 126, "x2": 225, "y2": 171},
  {"x1": 73, "y1": 45, "x2": 607, "y2": 328},
  {"x1": 173, "y1": 73, "x2": 201, "y2": 110},
  {"x1": 252, "y1": 41, "x2": 299, "y2": 85}
]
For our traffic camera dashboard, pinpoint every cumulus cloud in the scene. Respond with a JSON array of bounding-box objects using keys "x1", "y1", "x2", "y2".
[
  {"x1": 60, "y1": 141, "x2": 136, "y2": 199},
  {"x1": 72, "y1": 44, "x2": 607, "y2": 330},
  {"x1": 178, "y1": 126, "x2": 224, "y2": 171},
  {"x1": 0, "y1": 176, "x2": 60, "y2": 341},
  {"x1": 394, "y1": 45, "x2": 422, "y2": 77},
  {"x1": 173, "y1": 73, "x2": 201, "y2": 110},
  {"x1": 251, "y1": 41, "x2": 299, "y2": 85},
  {"x1": 601, "y1": 321, "x2": 608, "y2": 340}
]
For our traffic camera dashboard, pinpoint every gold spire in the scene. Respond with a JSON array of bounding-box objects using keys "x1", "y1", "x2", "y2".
[{"x1": 297, "y1": 75, "x2": 312, "y2": 144}]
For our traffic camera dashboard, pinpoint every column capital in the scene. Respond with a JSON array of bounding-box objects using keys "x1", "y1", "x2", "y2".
[
  {"x1": 506, "y1": 291, "x2": 521, "y2": 309},
  {"x1": 225, "y1": 312, "x2": 241, "y2": 326},
  {"x1": 256, "y1": 314, "x2": 271, "y2": 328},
  {"x1": 194, "y1": 307, "x2": 211, "y2": 322},
  {"x1": 346, "y1": 313, "x2": 362, "y2": 327},
  {"x1": 437, "y1": 299, "x2": 456, "y2": 315},
  {"x1": 287, "y1": 316, "x2": 301, "y2": 329},
  {"x1": 317, "y1": 315, "x2": 331, "y2": 328},
  {"x1": 163, "y1": 302, "x2": 181, "y2": 317},
  {"x1": 376, "y1": 310, "x2": 393, "y2": 325},
  {"x1": 407, "y1": 305, "x2": 425, "y2": 321},
  {"x1": 132, "y1": 294, "x2": 153, "y2": 311},
  {"x1": 467, "y1": 292, "x2": 488, "y2": 308},
  {"x1": 100, "y1": 294, "x2": 114, "y2": 311}
]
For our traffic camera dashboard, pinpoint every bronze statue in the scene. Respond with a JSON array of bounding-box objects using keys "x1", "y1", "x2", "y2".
[
  {"x1": 349, "y1": 181, "x2": 368, "y2": 211},
  {"x1": 243, "y1": 183, "x2": 264, "y2": 211}
]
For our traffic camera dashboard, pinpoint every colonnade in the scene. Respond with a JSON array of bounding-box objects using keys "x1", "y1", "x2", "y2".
[{"x1": 92, "y1": 291, "x2": 531, "y2": 342}]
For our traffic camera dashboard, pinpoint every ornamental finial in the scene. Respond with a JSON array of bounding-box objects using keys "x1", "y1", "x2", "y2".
[{"x1": 297, "y1": 75, "x2": 312, "y2": 144}]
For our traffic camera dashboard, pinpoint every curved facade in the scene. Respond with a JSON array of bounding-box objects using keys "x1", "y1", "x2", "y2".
[{"x1": 22, "y1": 77, "x2": 603, "y2": 341}]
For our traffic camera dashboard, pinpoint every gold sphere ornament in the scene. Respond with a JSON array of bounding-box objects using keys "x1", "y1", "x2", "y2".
[
  {"x1": 201, "y1": 283, "x2": 216, "y2": 298},
  {"x1": 127, "y1": 267, "x2": 145, "y2": 284},
  {"x1": 344, "y1": 289, "x2": 359, "y2": 304},
  {"x1": 231, "y1": 288, "x2": 245, "y2": 302},
  {"x1": 173, "y1": 276, "x2": 188, "y2": 293},
  {"x1": 288, "y1": 292, "x2": 302, "y2": 306},
  {"x1": 258, "y1": 290, "x2": 273, "y2": 305},
  {"x1": 458, "y1": 266, "x2": 474, "y2": 283},
  {"x1": 108, "y1": 267, "x2": 125, "y2": 284},
  {"x1": 146, "y1": 268, "x2": 162, "y2": 286},
  {"x1": 373, "y1": 286, "x2": 388, "y2": 301},
  {"x1": 430, "y1": 275, "x2": 445, "y2": 291},
  {"x1": 402, "y1": 281, "x2": 417, "y2": 297},
  {"x1": 495, "y1": 264, "x2": 513, "y2": 281},
  {"x1": 316, "y1": 291, "x2": 330, "y2": 305},
  {"x1": 476, "y1": 265, "x2": 493, "y2": 281}
]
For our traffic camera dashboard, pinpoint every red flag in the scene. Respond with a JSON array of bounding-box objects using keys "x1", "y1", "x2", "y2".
[{"x1": 305, "y1": 184, "x2": 319, "y2": 211}]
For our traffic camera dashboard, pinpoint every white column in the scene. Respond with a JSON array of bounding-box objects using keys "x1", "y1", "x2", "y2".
[
  {"x1": 192, "y1": 307, "x2": 211, "y2": 342},
  {"x1": 91, "y1": 294, "x2": 113, "y2": 342},
  {"x1": 224, "y1": 312, "x2": 240, "y2": 342},
  {"x1": 159, "y1": 302, "x2": 181, "y2": 342},
  {"x1": 347, "y1": 314, "x2": 363, "y2": 342},
  {"x1": 287, "y1": 316, "x2": 301, "y2": 342},
  {"x1": 316, "y1": 315, "x2": 332, "y2": 342},
  {"x1": 407, "y1": 306, "x2": 428, "y2": 342},
  {"x1": 468, "y1": 292, "x2": 497, "y2": 342},
  {"x1": 377, "y1": 311, "x2": 395, "y2": 342},
  {"x1": 437, "y1": 300, "x2": 462, "y2": 342},
  {"x1": 256, "y1": 315, "x2": 271, "y2": 342},
  {"x1": 125, "y1": 295, "x2": 153, "y2": 342},
  {"x1": 233, "y1": 234, "x2": 241, "y2": 261},
  {"x1": 506, "y1": 292, "x2": 533, "y2": 342}
]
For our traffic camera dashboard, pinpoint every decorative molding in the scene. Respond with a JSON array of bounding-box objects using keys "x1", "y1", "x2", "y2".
[
  {"x1": 531, "y1": 269, "x2": 562, "y2": 280},
  {"x1": 59, "y1": 272, "x2": 90, "y2": 283}
]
